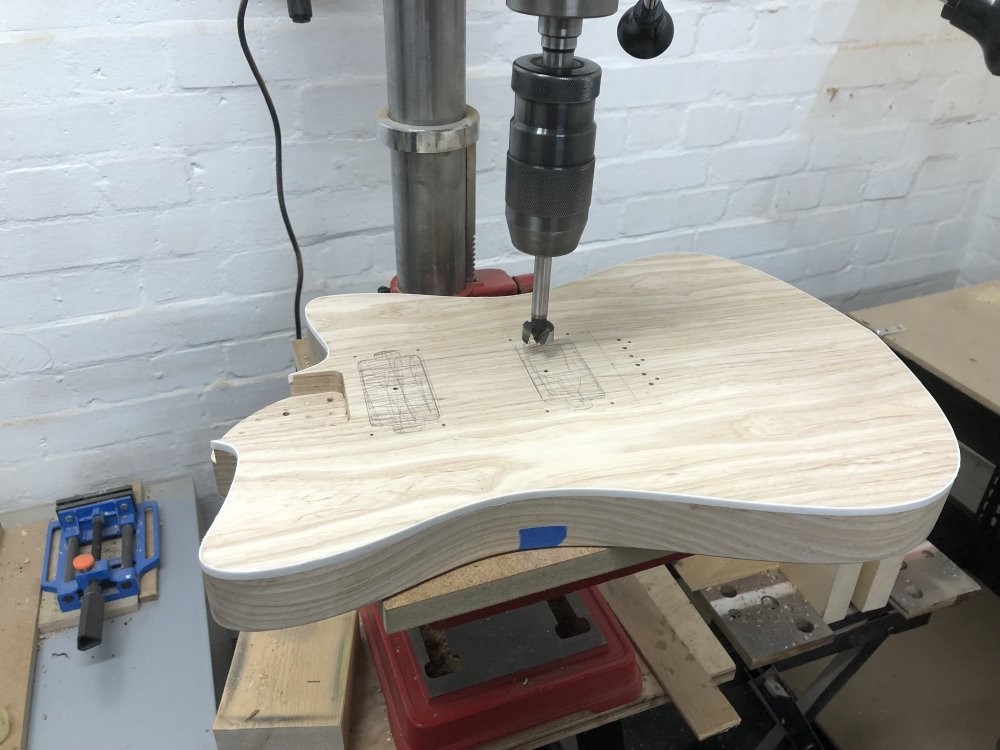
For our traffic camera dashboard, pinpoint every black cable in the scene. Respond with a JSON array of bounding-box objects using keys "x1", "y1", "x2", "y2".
[{"x1": 237, "y1": 0, "x2": 305, "y2": 340}]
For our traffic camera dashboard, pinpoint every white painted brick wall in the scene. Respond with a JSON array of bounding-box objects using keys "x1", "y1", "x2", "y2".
[{"x1": 1, "y1": 0, "x2": 999, "y2": 514}]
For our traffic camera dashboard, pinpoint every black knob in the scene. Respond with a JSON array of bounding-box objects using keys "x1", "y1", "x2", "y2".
[
  {"x1": 618, "y1": 0, "x2": 674, "y2": 59},
  {"x1": 286, "y1": 0, "x2": 312, "y2": 23},
  {"x1": 943, "y1": 0, "x2": 1000, "y2": 75}
]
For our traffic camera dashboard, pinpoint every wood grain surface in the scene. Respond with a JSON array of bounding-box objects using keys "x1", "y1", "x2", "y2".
[
  {"x1": 201, "y1": 253, "x2": 958, "y2": 631},
  {"x1": 214, "y1": 612, "x2": 358, "y2": 750},
  {"x1": 599, "y1": 575, "x2": 740, "y2": 740}
]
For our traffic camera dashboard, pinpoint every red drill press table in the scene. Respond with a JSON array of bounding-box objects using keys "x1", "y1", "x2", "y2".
[{"x1": 348, "y1": 565, "x2": 737, "y2": 750}]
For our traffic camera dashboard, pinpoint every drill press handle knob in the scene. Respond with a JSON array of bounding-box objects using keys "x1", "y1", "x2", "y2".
[
  {"x1": 617, "y1": 0, "x2": 674, "y2": 59},
  {"x1": 942, "y1": 0, "x2": 1000, "y2": 75}
]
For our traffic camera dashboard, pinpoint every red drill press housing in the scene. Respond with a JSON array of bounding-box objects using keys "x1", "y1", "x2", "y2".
[{"x1": 360, "y1": 586, "x2": 643, "y2": 750}]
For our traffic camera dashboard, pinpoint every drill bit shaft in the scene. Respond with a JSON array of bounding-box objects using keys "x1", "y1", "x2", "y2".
[
  {"x1": 523, "y1": 256, "x2": 555, "y2": 345},
  {"x1": 531, "y1": 256, "x2": 551, "y2": 323}
]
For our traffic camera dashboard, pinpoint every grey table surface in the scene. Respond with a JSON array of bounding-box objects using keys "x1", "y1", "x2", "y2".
[{"x1": 28, "y1": 477, "x2": 217, "y2": 750}]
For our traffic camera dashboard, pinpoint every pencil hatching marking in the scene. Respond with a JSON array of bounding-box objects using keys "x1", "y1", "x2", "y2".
[
  {"x1": 518, "y1": 340, "x2": 605, "y2": 409},
  {"x1": 359, "y1": 351, "x2": 439, "y2": 433}
]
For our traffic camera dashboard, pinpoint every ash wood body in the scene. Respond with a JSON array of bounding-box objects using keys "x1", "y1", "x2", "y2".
[{"x1": 201, "y1": 253, "x2": 958, "y2": 631}]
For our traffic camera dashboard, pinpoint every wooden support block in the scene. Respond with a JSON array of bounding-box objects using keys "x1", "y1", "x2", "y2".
[
  {"x1": 599, "y1": 575, "x2": 740, "y2": 741},
  {"x1": 214, "y1": 611, "x2": 359, "y2": 750},
  {"x1": 381, "y1": 546, "x2": 666, "y2": 633},
  {"x1": 780, "y1": 562, "x2": 863, "y2": 623},
  {"x1": 0, "y1": 521, "x2": 48, "y2": 750},
  {"x1": 853, "y1": 556, "x2": 905, "y2": 612},
  {"x1": 673, "y1": 555, "x2": 777, "y2": 591},
  {"x1": 634, "y1": 566, "x2": 735, "y2": 683},
  {"x1": 292, "y1": 338, "x2": 313, "y2": 370}
]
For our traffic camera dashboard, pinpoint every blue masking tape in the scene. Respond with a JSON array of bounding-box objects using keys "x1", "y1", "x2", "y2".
[{"x1": 518, "y1": 525, "x2": 568, "y2": 550}]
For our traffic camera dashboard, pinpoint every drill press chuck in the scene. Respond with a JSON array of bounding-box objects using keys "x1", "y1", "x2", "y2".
[{"x1": 505, "y1": 55, "x2": 602, "y2": 260}]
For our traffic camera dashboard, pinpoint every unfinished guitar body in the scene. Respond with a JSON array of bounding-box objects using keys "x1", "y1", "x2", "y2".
[{"x1": 200, "y1": 254, "x2": 958, "y2": 631}]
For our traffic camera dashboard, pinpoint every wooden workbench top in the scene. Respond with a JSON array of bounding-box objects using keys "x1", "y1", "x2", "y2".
[
  {"x1": 201, "y1": 253, "x2": 958, "y2": 631},
  {"x1": 850, "y1": 281, "x2": 1000, "y2": 413}
]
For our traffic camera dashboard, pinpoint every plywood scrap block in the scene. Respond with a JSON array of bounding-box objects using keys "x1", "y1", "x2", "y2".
[
  {"x1": 381, "y1": 546, "x2": 666, "y2": 634},
  {"x1": 214, "y1": 611, "x2": 358, "y2": 750}
]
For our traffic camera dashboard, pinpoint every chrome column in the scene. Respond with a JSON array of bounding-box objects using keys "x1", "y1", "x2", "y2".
[{"x1": 379, "y1": 0, "x2": 478, "y2": 295}]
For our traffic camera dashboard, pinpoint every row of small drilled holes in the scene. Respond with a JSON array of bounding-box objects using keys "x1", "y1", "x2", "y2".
[{"x1": 617, "y1": 337, "x2": 659, "y2": 388}]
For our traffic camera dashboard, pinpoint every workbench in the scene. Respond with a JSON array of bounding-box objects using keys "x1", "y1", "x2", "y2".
[
  {"x1": 850, "y1": 281, "x2": 1000, "y2": 591},
  {"x1": 24, "y1": 478, "x2": 216, "y2": 750}
]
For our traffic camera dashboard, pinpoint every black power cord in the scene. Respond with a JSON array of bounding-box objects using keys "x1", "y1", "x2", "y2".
[{"x1": 237, "y1": 0, "x2": 306, "y2": 340}]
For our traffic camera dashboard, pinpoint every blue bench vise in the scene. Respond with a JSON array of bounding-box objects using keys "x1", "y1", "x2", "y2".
[{"x1": 41, "y1": 486, "x2": 160, "y2": 651}]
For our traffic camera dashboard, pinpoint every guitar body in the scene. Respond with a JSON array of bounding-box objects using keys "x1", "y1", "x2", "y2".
[{"x1": 200, "y1": 254, "x2": 957, "y2": 631}]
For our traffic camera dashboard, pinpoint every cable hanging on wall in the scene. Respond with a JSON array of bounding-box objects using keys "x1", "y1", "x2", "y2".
[{"x1": 236, "y1": 0, "x2": 306, "y2": 340}]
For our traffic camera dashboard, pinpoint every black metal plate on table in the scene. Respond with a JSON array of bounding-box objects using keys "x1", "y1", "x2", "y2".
[{"x1": 407, "y1": 591, "x2": 606, "y2": 697}]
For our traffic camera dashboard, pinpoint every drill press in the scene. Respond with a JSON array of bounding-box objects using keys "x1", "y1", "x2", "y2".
[{"x1": 505, "y1": 0, "x2": 617, "y2": 345}]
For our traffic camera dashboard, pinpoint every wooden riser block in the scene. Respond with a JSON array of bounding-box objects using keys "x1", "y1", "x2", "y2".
[
  {"x1": 381, "y1": 546, "x2": 669, "y2": 633},
  {"x1": 600, "y1": 574, "x2": 740, "y2": 741},
  {"x1": 214, "y1": 612, "x2": 358, "y2": 750}
]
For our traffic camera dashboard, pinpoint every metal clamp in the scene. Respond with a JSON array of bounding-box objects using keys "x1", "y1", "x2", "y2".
[
  {"x1": 376, "y1": 106, "x2": 480, "y2": 154},
  {"x1": 874, "y1": 324, "x2": 907, "y2": 337}
]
